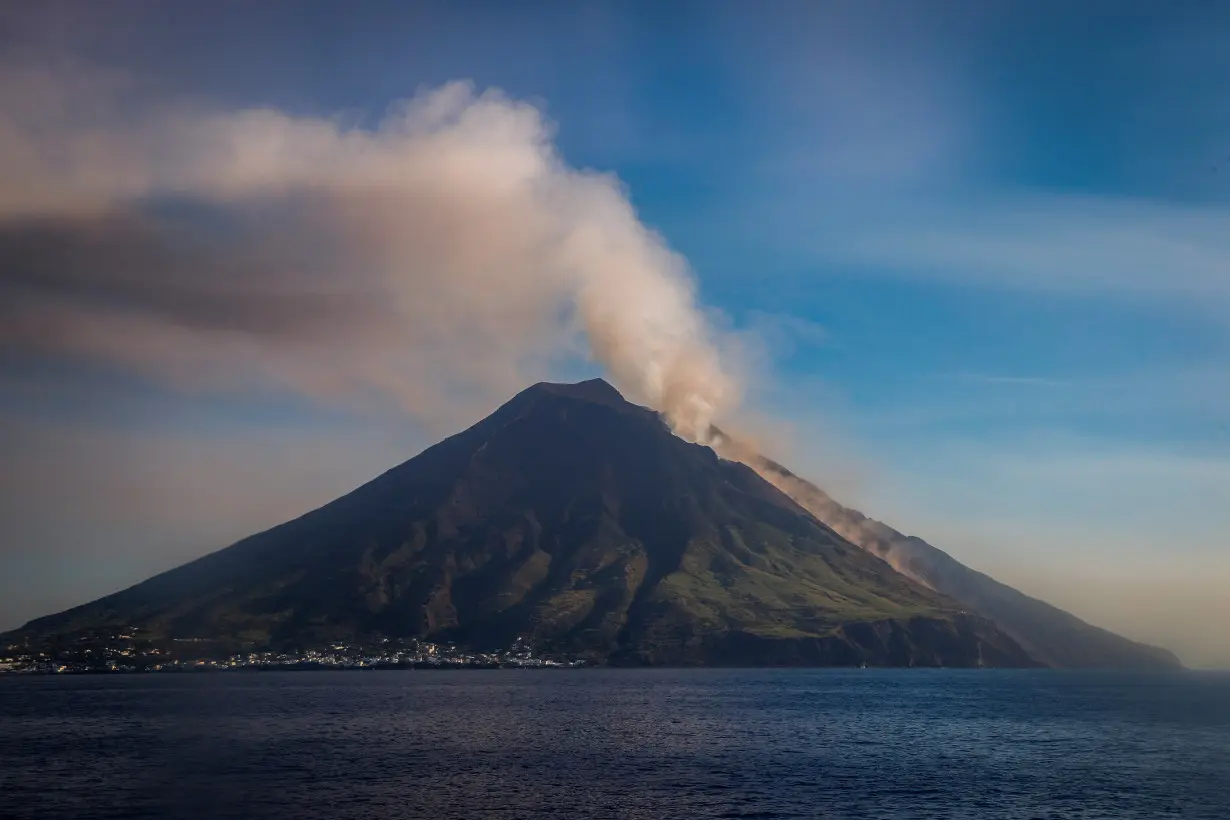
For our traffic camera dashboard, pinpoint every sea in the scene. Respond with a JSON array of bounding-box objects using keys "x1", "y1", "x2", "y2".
[{"x1": 1, "y1": 669, "x2": 1227, "y2": 819}]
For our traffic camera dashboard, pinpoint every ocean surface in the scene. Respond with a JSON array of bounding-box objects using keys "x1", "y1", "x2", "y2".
[{"x1": 1, "y1": 669, "x2": 1227, "y2": 819}]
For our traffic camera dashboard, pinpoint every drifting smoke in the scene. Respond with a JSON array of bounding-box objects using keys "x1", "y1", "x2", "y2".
[
  {"x1": 0, "y1": 58, "x2": 738, "y2": 438},
  {"x1": 706, "y1": 424, "x2": 935, "y2": 588}
]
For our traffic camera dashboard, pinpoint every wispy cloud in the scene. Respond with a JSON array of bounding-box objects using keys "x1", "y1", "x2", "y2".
[
  {"x1": 740, "y1": 311, "x2": 829, "y2": 356},
  {"x1": 839, "y1": 363, "x2": 1230, "y2": 445},
  {"x1": 810, "y1": 194, "x2": 1230, "y2": 317},
  {"x1": 940, "y1": 372, "x2": 1069, "y2": 388}
]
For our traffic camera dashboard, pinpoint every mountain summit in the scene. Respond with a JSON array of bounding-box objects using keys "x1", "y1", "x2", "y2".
[{"x1": 9, "y1": 379, "x2": 1035, "y2": 667}]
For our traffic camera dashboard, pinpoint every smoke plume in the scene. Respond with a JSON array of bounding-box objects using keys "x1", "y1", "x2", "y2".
[{"x1": 0, "y1": 58, "x2": 739, "y2": 437}]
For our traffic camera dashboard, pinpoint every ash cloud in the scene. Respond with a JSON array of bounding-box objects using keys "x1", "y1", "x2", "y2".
[{"x1": 0, "y1": 58, "x2": 740, "y2": 435}]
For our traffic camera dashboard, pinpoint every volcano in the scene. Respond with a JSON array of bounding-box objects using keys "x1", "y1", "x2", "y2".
[{"x1": 6, "y1": 379, "x2": 1168, "y2": 668}]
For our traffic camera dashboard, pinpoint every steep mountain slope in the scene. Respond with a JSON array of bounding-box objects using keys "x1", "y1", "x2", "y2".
[
  {"x1": 8, "y1": 379, "x2": 1033, "y2": 667},
  {"x1": 742, "y1": 455, "x2": 1181, "y2": 670}
]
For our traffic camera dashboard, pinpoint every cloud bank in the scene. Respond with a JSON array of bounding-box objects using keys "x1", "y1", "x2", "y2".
[{"x1": 0, "y1": 58, "x2": 739, "y2": 437}]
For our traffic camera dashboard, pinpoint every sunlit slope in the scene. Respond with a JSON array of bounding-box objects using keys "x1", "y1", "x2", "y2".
[{"x1": 747, "y1": 456, "x2": 1182, "y2": 670}]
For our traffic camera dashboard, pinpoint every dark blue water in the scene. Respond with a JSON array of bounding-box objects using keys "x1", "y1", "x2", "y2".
[{"x1": 1, "y1": 669, "x2": 1227, "y2": 819}]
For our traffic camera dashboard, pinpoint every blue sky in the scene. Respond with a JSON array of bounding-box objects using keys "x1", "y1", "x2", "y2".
[{"x1": 1, "y1": 1, "x2": 1227, "y2": 665}]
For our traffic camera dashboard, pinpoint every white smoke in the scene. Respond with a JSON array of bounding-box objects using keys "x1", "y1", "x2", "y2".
[{"x1": 0, "y1": 58, "x2": 738, "y2": 437}]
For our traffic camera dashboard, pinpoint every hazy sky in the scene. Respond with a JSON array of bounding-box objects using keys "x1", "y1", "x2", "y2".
[{"x1": 1, "y1": 1, "x2": 1228, "y2": 667}]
